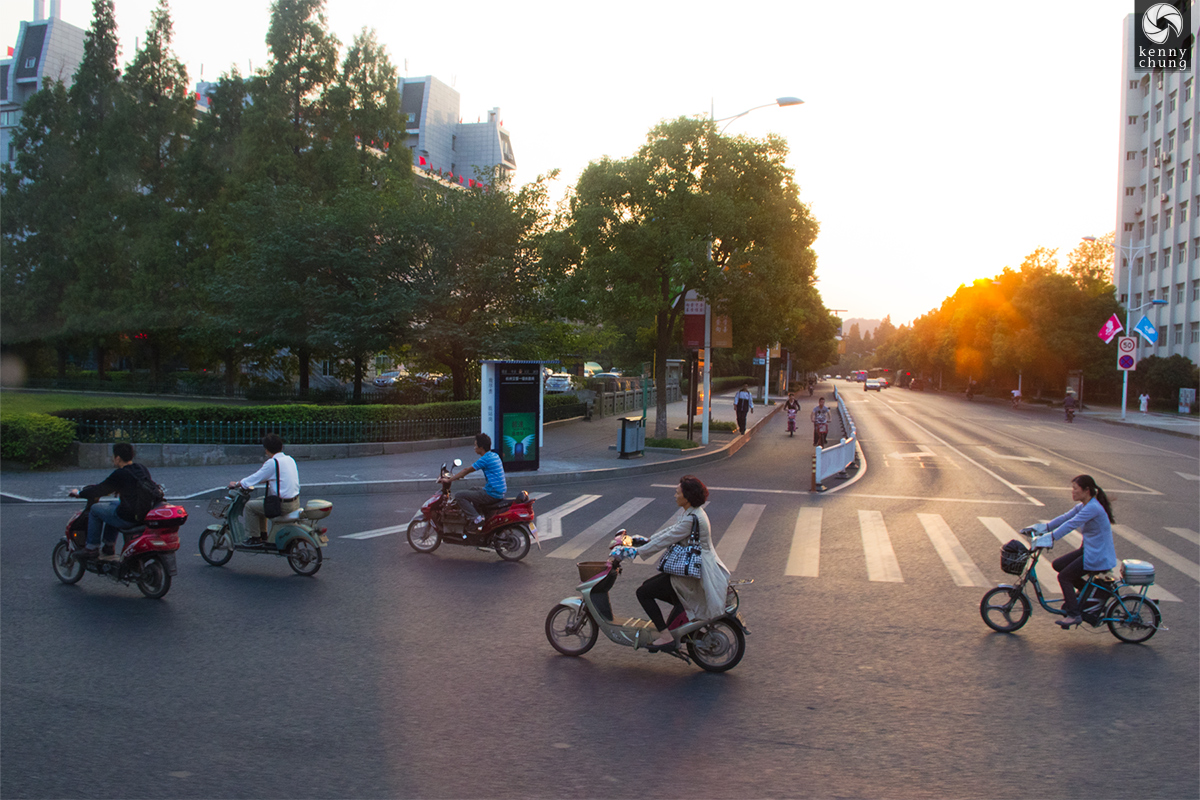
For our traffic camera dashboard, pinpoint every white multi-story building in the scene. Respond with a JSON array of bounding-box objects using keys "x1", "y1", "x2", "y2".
[
  {"x1": 400, "y1": 75, "x2": 516, "y2": 187},
  {"x1": 1116, "y1": 4, "x2": 1200, "y2": 364},
  {"x1": 0, "y1": 0, "x2": 86, "y2": 166}
]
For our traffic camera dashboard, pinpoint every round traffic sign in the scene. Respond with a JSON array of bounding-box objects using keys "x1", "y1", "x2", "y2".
[
  {"x1": 1118, "y1": 337, "x2": 1136, "y2": 353},
  {"x1": 1119, "y1": 355, "x2": 1136, "y2": 369}
]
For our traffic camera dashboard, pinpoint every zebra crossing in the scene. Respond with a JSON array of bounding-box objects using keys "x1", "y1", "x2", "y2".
[{"x1": 342, "y1": 490, "x2": 1196, "y2": 601}]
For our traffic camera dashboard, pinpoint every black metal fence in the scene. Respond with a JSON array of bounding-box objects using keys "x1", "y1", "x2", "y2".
[{"x1": 72, "y1": 417, "x2": 480, "y2": 446}]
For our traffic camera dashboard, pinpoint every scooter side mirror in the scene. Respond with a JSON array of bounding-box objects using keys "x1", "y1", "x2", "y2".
[{"x1": 452, "y1": 459, "x2": 463, "y2": 468}]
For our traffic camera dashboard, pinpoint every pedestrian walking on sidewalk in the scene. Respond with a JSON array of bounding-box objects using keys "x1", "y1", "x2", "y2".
[
  {"x1": 1139, "y1": 392, "x2": 1150, "y2": 414},
  {"x1": 734, "y1": 384, "x2": 754, "y2": 434}
]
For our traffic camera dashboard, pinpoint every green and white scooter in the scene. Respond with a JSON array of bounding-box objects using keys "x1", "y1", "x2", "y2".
[
  {"x1": 199, "y1": 486, "x2": 332, "y2": 576},
  {"x1": 544, "y1": 532, "x2": 752, "y2": 673}
]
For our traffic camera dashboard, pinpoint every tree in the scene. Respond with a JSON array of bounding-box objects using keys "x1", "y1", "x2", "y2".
[
  {"x1": 407, "y1": 175, "x2": 557, "y2": 400},
  {"x1": 1067, "y1": 232, "x2": 1115, "y2": 292},
  {"x1": 562, "y1": 117, "x2": 823, "y2": 437},
  {"x1": 328, "y1": 27, "x2": 407, "y2": 185}
]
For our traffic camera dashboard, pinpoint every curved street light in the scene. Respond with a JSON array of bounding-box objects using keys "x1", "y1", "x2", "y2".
[{"x1": 694, "y1": 97, "x2": 803, "y2": 444}]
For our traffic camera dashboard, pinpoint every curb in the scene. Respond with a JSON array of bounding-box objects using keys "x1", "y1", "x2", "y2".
[{"x1": 0, "y1": 406, "x2": 782, "y2": 504}]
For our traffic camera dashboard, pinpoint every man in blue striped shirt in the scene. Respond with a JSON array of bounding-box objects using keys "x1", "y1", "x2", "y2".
[{"x1": 441, "y1": 433, "x2": 507, "y2": 528}]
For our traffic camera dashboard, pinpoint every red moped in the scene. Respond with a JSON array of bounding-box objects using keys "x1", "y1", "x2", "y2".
[
  {"x1": 406, "y1": 460, "x2": 538, "y2": 561},
  {"x1": 52, "y1": 500, "x2": 187, "y2": 599}
]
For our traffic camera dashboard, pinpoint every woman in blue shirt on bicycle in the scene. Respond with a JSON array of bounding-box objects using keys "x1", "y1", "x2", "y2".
[{"x1": 1030, "y1": 475, "x2": 1117, "y2": 629}]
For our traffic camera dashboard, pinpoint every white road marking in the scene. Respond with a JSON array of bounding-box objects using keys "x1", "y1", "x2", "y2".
[
  {"x1": 859, "y1": 510, "x2": 903, "y2": 582},
  {"x1": 844, "y1": 493, "x2": 1030, "y2": 505},
  {"x1": 1165, "y1": 527, "x2": 1199, "y2": 545},
  {"x1": 785, "y1": 507, "x2": 822, "y2": 577},
  {"x1": 977, "y1": 447, "x2": 1050, "y2": 466},
  {"x1": 714, "y1": 503, "x2": 766, "y2": 573},
  {"x1": 548, "y1": 497, "x2": 655, "y2": 559},
  {"x1": 1113, "y1": 524, "x2": 1200, "y2": 582},
  {"x1": 535, "y1": 495, "x2": 602, "y2": 542},
  {"x1": 341, "y1": 524, "x2": 407, "y2": 540},
  {"x1": 1176, "y1": 472, "x2": 1200, "y2": 481},
  {"x1": 918, "y1": 514, "x2": 990, "y2": 587}
]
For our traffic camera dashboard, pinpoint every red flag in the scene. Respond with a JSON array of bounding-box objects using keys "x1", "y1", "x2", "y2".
[
  {"x1": 6, "y1": 47, "x2": 13, "y2": 56},
  {"x1": 1097, "y1": 314, "x2": 1124, "y2": 344},
  {"x1": 468, "y1": 179, "x2": 475, "y2": 187},
  {"x1": 419, "y1": 156, "x2": 426, "y2": 165}
]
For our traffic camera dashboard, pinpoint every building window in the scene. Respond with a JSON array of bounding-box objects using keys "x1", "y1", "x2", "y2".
[
  {"x1": 1136, "y1": 257, "x2": 1145, "y2": 276},
  {"x1": 1187, "y1": 78, "x2": 1194, "y2": 102},
  {"x1": 1120, "y1": 293, "x2": 1128, "y2": 304},
  {"x1": 1128, "y1": 115, "x2": 1138, "y2": 126},
  {"x1": 1168, "y1": 130, "x2": 1176, "y2": 150},
  {"x1": 1162, "y1": 249, "x2": 1171, "y2": 269},
  {"x1": 1183, "y1": 160, "x2": 1191, "y2": 182},
  {"x1": 6, "y1": 143, "x2": 14, "y2": 162},
  {"x1": 1185, "y1": 120, "x2": 1192, "y2": 143},
  {"x1": 1177, "y1": 282, "x2": 1186, "y2": 302},
  {"x1": 1130, "y1": 80, "x2": 1140, "y2": 89},
  {"x1": 1165, "y1": 209, "x2": 1173, "y2": 229},
  {"x1": 1180, "y1": 201, "x2": 1188, "y2": 223},
  {"x1": 1134, "y1": 292, "x2": 1142, "y2": 307},
  {"x1": 321, "y1": 360, "x2": 334, "y2": 377},
  {"x1": 1125, "y1": 222, "x2": 1135, "y2": 232},
  {"x1": 1170, "y1": 91, "x2": 1178, "y2": 112},
  {"x1": 1151, "y1": 215, "x2": 1158, "y2": 235},
  {"x1": 1149, "y1": 252, "x2": 1156, "y2": 271},
  {"x1": 23, "y1": 57, "x2": 36, "y2": 69},
  {"x1": 1126, "y1": 186, "x2": 1136, "y2": 196},
  {"x1": 1174, "y1": 324, "x2": 1183, "y2": 345},
  {"x1": 1127, "y1": 150, "x2": 1137, "y2": 161},
  {"x1": 1148, "y1": 289, "x2": 1155, "y2": 300},
  {"x1": 1193, "y1": 279, "x2": 1200, "y2": 300},
  {"x1": 1142, "y1": 149, "x2": 1148, "y2": 167},
  {"x1": 1192, "y1": 322, "x2": 1200, "y2": 344},
  {"x1": 1138, "y1": 221, "x2": 1145, "y2": 239},
  {"x1": 1166, "y1": 170, "x2": 1174, "y2": 190},
  {"x1": 1158, "y1": 325, "x2": 1167, "y2": 344},
  {"x1": 1155, "y1": 103, "x2": 1163, "y2": 122},
  {"x1": 1143, "y1": 113, "x2": 1150, "y2": 132},
  {"x1": 1179, "y1": 242, "x2": 1187, "y2": 263},
  {"x1": 1152, "y1": 177, "x2": 1160, "y2": 195}
]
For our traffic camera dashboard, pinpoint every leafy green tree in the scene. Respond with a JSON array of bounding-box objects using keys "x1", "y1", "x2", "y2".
[
  {"x1": 562, "y1": 117, "x2": 823, "y2": 437},
  {"x1": 407, "y1": 175, "x2": 556, "y2": 400},
  {"x1": 1067, "y1": 232, "x2": 1115, "y2": 292},
  {"x1": 328, "y1": 27, "x2": 407, "y2": 185},
  {"x1": 1135, "y1": 354, "x2": 1200, "y2": 406}
]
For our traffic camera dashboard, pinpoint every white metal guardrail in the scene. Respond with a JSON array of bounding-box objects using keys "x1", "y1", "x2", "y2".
[{"x1": 812, "y1": 385, "x2": 858, "y2": 490}]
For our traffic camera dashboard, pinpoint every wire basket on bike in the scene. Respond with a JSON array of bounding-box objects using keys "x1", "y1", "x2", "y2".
[
  {"x1": 1000, "y1": 539, "x2": 1030, "y2": 575},
  {"x1": 207, "y1": 497, "x2": 232, "y2": 519}
]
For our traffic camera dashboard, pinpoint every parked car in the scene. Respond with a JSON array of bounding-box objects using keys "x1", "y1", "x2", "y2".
[
  {"x1": 373, "y1": 370, "x2": 402, "y2": 387},
  {"x1": 865, "y1": 379, "x2": 882, "y2": 391},
  {"x1": 545, "y1": 373, "x2": 575, "y2": 393},
  {"x1": 592, "y1": 372, "x2": 622, "y2": 380}
]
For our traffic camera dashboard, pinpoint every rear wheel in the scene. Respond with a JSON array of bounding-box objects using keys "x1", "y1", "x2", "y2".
[
  {"x1": 1107, "y1": 594, "x2": 1161, "y2": 643},
  {"x1": 545, "y1": 604, "x2": 598, "y2": 656},
  {"x1": 287, "y1": 538, "x2": 322, "y2": 576},
  {"x1": 52, "y1": 540, "x2": 85, "y2": 584},
  {"x1": 406, "y1": 519, "x2": 440, "y2": 553},
  {"x1": 980, "y1": 587, "x2": 1031, "y2": 632},
  {"x1": 493, "y1": 527, "x2": 531, "y2": 562},
  {"x1": 136, "y1": 555, "x2": 171, "y2": 599},
  {"x1": 685, "y1": 618, "x2": 746, "y2": 673},
  {"x1": 199, "y1": 526, "x2": 234, "y2": 566}
]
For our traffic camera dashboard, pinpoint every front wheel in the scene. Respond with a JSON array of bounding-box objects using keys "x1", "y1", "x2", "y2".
[
  {"x1": 1107, "y1": 594, "x2": 1161, "y2": 643},
  {"x1": 287, "y1": 538, "x2": 323, "y2": 576},
  {"x1": 685, "y1": 618, "x2": 746, "y2": 673},
  {"x1": 980, "y1": 587, "x2": 1031, "y2": 632},
  {"x1": 545, "y1": 604, "x2": 598, "y2": 656},
  {"x1": 52, "y1": 540, "x2": 85, "y2": 584},
  {"x1": 199, "y1": 527, "x2": 234, "y2": 566},
  {"x1": 136, "y1": 555, "x2": 171, "y2": 599},
  {"x1": 493, "y1": 526, "x2": 531, "y2": 562},
  {"x1": 406, "y1": 519, "x2": 440, "y2": 553}
]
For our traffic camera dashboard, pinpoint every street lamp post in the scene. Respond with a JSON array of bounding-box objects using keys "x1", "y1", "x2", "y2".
[
  {"x1": 1085, "y1": 235, "x2": 1154, "y2": 420},
  {"x1": 699, "y1": 96, "x2": 804, "y2": 445}
]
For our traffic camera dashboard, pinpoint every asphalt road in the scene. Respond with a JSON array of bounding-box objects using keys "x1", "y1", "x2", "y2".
[{"x1": 2, "y1": 387, "x2": 1197, "y2": 799}]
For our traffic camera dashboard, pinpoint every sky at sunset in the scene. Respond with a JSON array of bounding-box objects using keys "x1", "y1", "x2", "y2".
[{"x1": 2, "y1": 0, "x2": 1140, "y2": 326}]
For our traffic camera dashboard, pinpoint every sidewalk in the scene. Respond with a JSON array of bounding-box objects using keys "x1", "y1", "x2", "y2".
[{"x1": 0, "y1": 393, "x2": 785, "y2": 503}]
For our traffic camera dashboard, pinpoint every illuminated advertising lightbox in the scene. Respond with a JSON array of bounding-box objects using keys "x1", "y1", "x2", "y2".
[{"x1": 496, "y1": 362, "x2": 541, "y2": 472}]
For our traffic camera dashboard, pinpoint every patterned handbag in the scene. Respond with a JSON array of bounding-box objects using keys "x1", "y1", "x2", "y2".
[{"x1": 657, "y1": 515, "x2": 702, "y2": 578}]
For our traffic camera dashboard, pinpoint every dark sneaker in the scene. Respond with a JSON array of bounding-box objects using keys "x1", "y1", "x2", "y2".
[
  {"x1": 72, "y1": 547, "x2": 99, "y2": 560},
  {"x1": 242, "y1": 536, "x2": 266, "y2": 547}
]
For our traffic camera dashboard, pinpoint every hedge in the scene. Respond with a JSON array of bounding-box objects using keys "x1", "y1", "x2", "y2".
[{"x1": 0, "y1": 413, "x2": 77, "y2": 469}]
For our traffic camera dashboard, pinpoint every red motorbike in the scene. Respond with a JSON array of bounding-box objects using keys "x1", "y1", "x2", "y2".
[
  {"x1": 406, "y1": 460, "x2": 538, "y2": 561},
  {"x1": 52, "y1": 500, "x2": 188, "y2": 598}
]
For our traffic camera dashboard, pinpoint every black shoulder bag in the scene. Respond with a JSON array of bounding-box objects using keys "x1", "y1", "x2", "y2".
[{"x1": 263, "y1": 458, "x2": 283, "y2": 517}]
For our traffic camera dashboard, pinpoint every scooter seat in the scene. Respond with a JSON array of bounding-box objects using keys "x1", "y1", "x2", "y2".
[{"x1": 272, "y1": 509, "x2": 303, "y2": 523}]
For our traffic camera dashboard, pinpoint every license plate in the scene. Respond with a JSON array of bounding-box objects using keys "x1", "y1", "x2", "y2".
[{"x1": 528, "y1": 522, "x2": 538, "y2": 537}]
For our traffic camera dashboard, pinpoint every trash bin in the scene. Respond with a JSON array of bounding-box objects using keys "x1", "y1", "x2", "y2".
[{"x1": 617, "y1": 416, "x2": 645, "y2": 459}]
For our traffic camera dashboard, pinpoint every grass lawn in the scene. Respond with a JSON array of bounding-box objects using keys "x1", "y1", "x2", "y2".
[{"x1": 0, "y1": 390, "x2": 250, "y2": 420}]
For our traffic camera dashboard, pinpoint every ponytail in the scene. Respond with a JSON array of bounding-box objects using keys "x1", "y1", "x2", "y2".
[{"x1": 1073, "y1": 474, "x2": 1115, "y2": 523}]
